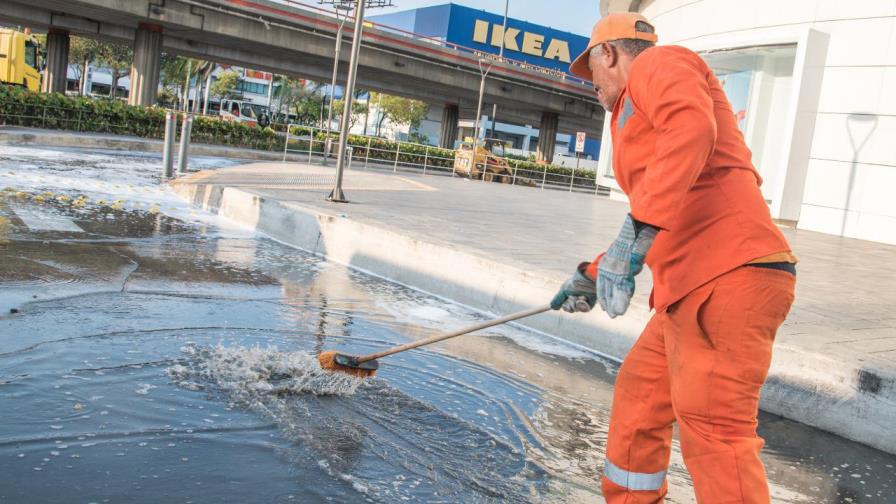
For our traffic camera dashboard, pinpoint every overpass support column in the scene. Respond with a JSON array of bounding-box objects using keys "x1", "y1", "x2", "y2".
[
  {"x1": 41, "y1": 30, "x2": 69, "y2": 94},
  {"x1": 536, "y1": 112, "x2": 559, "y2": 164},
  {"x1": 128, "y1": 24, "x2": 163, "y2": 107},
  {"x1": 439, "y1": 104, "x2": 459, "y2": 149}
]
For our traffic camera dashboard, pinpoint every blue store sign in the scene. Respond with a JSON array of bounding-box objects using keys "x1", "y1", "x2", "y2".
[
  {"x1": 446, "y1": 5, "x2": 588, "y2": 72},
  {"x1": 371, "y1": 4, "x2": 589, "y2": 74}
]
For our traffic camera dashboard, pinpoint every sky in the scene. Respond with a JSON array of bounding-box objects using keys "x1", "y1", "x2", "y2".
[{"x1": 368, "y1": 0, "x2": 601, "y2": 36}]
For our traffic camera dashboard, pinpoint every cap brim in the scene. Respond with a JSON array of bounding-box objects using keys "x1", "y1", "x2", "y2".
[{"x1": 569, "y1": 48, "x2": 593, "y2": 81}]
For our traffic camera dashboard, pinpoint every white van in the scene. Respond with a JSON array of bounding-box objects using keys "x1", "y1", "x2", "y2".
[{"x1": 219, "y1": 99, "x2": 270, "y2": 127}]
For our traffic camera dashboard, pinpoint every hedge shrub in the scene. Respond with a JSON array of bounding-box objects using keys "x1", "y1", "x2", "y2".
[{"x1": 0, "y1": 84, "x2": 279, "y2": 151}]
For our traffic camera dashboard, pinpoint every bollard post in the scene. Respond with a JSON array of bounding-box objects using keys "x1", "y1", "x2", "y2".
[
  {"x1": 570, "y1": 153, "x2": 580, "y2": 192},
  {"x1": 308, "y1": 127, "x2": 314, "y2": 164},
  {"x1": 365, "y1": 136, "x2": 372, "y2": 170},
  {"x1": 542, "y1": 164, "x2": 548, "y2": 190},
  {"x1": 346, "y1": 146, "x2": 353, "y2": 171},
  {"x1": 177, "y1": 114, "x2": 193, "y2": 175},
  {"x1": 283, "y1": 124, "x2": 290, "y2": 162},
  {"x1": 511, "y1": 163, "x2": 517, "y2": 185},
  {"x1": 393, "y1": 142, "x2": 400, "y2": 172},
  {"x1": 162, "y1": 112, "x2": 177, "y2": 179},
  {"x1": 422, "y1": 146, "x2": 429, "y2": 175}
]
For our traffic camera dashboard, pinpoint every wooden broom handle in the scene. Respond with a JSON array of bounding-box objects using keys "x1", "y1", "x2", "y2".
[{"x1": 355, "y1": 304, "x2": 552, "y2": 364}]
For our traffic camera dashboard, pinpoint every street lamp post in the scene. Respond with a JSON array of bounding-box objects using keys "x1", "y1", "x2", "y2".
[
  {"x1": 322, "y1": 12, "x2": 348, "y2": 166},
  {"x1": 317, "y1": 0, "x2": 392, "y2": 202},
  {"x1": 326, "y1": 10, "x2": 349, "y2": 133},
  {"x1": 324, "y1": 1, "x2": 368, "y2": 202},
  {"x1": 489, "y1": 0, "x2": 510, "y2": 138},
  {"x1": 472, "y1": 59, "x2": 490, "y2": 152}
]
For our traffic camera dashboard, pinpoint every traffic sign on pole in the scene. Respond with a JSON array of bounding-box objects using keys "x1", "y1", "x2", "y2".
[{"x1": 575, "y1": 131, "x2": 586, "y2": 154}]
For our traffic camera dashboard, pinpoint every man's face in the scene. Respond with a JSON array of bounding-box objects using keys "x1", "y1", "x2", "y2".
[{"x1": 589, "y1": 43, "x2": 623, "y2": 111}]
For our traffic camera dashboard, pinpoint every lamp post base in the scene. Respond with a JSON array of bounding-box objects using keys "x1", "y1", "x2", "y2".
[{"x1": 326, "y1": 187, "x2": 349, "y2": 203}]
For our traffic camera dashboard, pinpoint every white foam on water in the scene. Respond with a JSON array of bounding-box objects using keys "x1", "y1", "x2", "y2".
[
  {"x1": 0, "y1": 146, "x2": 252, "y2": 237},
  {"x1": 169, "y1": 344, "x2": 363, "y2": 398}
]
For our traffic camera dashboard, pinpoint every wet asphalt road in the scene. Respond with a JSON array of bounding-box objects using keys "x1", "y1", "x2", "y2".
[{"x1": 0, "y1": 146, "x2": 894, "y2": 503}]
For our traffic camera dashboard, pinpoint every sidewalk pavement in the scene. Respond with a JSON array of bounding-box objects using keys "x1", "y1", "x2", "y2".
[{"x1": 172, "y1": 161, "x2": 896, "y2": 455}]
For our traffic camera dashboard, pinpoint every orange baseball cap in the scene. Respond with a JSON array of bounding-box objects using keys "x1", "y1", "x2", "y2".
[{"x1": 569, "y1": 12, "x2": 658, "y2": 80}]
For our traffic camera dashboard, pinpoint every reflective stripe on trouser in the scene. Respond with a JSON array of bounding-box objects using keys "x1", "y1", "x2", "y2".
[
  {"x1": 604, "y1": 459, "x2": 666, "y2": 491},
  {"x1": 601, "y1": 266, "x2": 795, "y2": 504}
]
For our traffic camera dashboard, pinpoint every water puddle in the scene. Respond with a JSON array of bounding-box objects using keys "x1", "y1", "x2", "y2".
[{"x1": 0, "y1": 146, "x2": 894, "y2": 503}]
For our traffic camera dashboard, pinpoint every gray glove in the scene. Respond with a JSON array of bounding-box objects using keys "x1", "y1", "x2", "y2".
[
  {"x1": 551, "y1": 262, "x2": 597, "y2": 313},
  {"x1": 597, "y1": 214, "x2": 658, "y2": 318}
]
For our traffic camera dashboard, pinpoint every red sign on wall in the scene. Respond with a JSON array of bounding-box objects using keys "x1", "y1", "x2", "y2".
[{"x1": 243, "y1": 69, "x2": 272, "y2": 81}]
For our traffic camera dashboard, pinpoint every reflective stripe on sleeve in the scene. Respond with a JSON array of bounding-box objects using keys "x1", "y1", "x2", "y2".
[{"x1": 603, "y1": 459, "x2": 667, "y2": 491}]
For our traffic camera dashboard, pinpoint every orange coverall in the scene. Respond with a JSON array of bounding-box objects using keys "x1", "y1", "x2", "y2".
[{"x1": 597, "y1": 45, "x2": 796, "y2": 503}]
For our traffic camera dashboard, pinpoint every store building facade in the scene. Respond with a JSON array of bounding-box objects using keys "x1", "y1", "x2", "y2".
[
  {"x1": 370, "y1": 3, "x2": 601, "y2": 161},
  {"x1": 600, "y1": 0, "x2": 896, "y2": 245}
]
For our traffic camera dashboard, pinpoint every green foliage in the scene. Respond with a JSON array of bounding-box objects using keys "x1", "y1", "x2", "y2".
[
  {"x1": 406, "y1": 131, "x2": 432, "y2": 145},
  {"x1": 331, "y1": 98, "x2": 368, "y2": 129},
  {"x1": 210, "y1": 70, "x2": 240, "y2": 100},
  {"x1": 68, "y1": 37, "x2": 101, "y2": 94},
  {"x1": 370, "y1": 92, "x2": 429, "y2": 130},
  {"x1": 94, "y1": 41, "x2": 133, "y2": 99},
  {"x1": 273, "y1": 79, "x2": 324, "y2": 125},
  {"x1": 0, "y1": 84, "x2": 279, "y2": 151},
  {"x1": 69, "y1": 37, "x2": 100, "y2": 67}
]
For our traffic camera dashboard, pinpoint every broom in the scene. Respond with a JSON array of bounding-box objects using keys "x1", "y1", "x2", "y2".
[{"x1": 319, "y1": 304, "x2": 552, "y2": 378}]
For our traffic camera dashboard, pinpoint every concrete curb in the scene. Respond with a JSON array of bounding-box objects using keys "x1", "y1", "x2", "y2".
[
  {"x1": 174, "y1": 182, "x2": 895, "y2": 455},
  {"x1": 0, "y1": 127, "x2": 306, "y2": 163}
]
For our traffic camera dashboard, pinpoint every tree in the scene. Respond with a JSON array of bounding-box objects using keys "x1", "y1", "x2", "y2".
[
  {"x1": 332, "y1": 98, "x2": 368, "y2": 129},
  {"x1": 274, "y1": 78, "x2": 326, "y2": 125},
  {"x1": 192, "y1": 61, "x2": 216, "y2": 114},
  {"x1": 210, "y1": 70, "x2": 240, "y2": 101},
  {"x1": 69, "y1": 37, "x2": 100, "y2": 95},
  {"x1": 95, "y1": 41, "x2": 133, "y2": 99},
  {"x1": 370, "y1": 92, "x2": 429, "y2": 137},
  {"x1": 160, "y1": 54, "x2": 190, "y2": 107}
]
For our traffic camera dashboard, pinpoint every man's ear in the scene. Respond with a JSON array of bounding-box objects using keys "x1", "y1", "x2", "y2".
[{"x1": 602, "y1": 42, "x2": 619, "y2": 68}]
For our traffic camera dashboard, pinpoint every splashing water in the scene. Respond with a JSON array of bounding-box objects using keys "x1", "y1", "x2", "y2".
[{"x1": 170, "y1": 344, "x2": 364, "y2": 399}]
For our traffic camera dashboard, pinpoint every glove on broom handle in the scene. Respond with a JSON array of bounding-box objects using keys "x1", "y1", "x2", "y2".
[{"x1": 355, "y1": 304, "x2": 552, "y2": 364}]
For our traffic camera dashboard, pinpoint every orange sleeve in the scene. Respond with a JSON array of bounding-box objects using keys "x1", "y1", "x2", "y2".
[
  {"x1": 585, "y1": 253, "x2": 605, "y2": 281},
  {"x1": 626, "y1": 50, "x2": 717, "y2": 231}
]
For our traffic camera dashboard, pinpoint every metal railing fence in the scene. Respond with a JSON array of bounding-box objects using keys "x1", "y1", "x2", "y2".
[
  {"x1": 282, "y1": 124, "x2": 610, "y2": 195},
  {"x1": 0, "y1": 98, "x2": 281, "y2": 151},
  {"x1": 0, "y1": 98, "x2": 610, "y2": 196},
  {"x1": 0, "y1": 99, "x2": 167, "y2": 138}
]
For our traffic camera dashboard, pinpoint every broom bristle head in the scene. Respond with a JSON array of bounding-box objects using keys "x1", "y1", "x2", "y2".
[{"x1": 318, "y1": 350, "x2": 377, "y2": 378}]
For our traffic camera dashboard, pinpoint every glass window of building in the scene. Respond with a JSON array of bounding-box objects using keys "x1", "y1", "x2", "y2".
[
  {"x1": 701, "y1": 44, "x2": 797, "y2": 205},
  {"x1": 238, "y1": 81, "x2": 269, "y2": 96}
]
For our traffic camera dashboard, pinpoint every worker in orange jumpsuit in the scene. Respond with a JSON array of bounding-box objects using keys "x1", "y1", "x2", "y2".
[{"x1": 551, "y1": 12, "x2": 797, "y2": 504}]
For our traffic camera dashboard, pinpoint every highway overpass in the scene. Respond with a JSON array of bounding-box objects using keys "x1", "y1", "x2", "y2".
[{"x1": 1, "y1": 0, "x2": 605, "y2": 159}]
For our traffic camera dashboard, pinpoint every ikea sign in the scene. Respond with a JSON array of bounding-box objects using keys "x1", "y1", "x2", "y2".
[
  {"x1": 444, "y1": 5, "x2": 588, "y2": 73},
  {"x1": 369, "y1": 4, "x2": 589, "y2": 73},
  {"x1": 472, "y1": 19, "x2": 572, "y2": 63}
]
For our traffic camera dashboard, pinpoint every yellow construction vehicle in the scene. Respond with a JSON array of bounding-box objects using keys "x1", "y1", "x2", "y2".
[
  {"x1": 0, "y1": 28, "x2": 42, "y2": 92},
  {"x1": 453, "y1": 138, "x2": 517, "y2": 183}
]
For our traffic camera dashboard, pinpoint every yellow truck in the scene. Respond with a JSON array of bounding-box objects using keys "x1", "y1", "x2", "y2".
[
  {"x1": 0, "y1": 28, "x2": 42, "y2": 92},
  {"x1": 453, "y1": 138, "x2": 516, "y2": 183},
  {"x1": 453, "y1": 138, "x2": 536, "y2": 186}
]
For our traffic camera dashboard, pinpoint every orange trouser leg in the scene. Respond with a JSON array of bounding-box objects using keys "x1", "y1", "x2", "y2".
[
  {"x1": 665, "y1": 267, "x2": 795, "y2": 504},
  {"x1": 602, "y1": 314, "x2": 676, "y2": 504}
]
